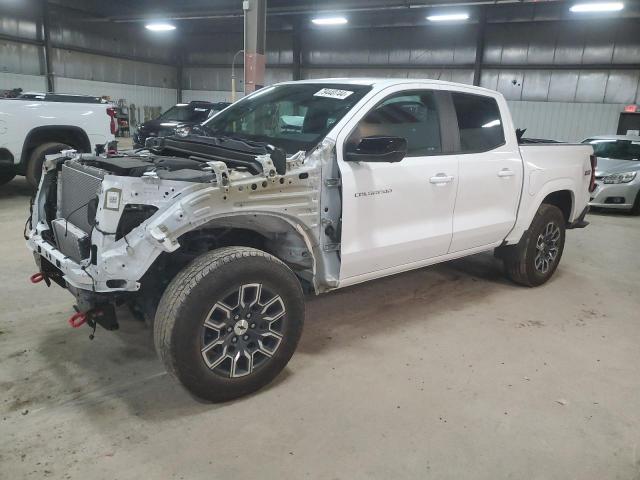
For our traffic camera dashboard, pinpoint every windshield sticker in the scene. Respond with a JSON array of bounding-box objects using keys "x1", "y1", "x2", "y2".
[{"x1": 314, "y1": 88, "x2": 354, "y2": 100}]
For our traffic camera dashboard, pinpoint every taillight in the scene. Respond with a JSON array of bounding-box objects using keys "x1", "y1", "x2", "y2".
[
  {"x1": 589, "y1": 154, "x2": 597, "y2": 193},
  {"x1": 106, "y1": 107, "x2": 117, "y2": 135}
]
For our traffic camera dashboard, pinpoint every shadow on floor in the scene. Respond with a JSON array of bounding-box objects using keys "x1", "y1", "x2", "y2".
[{"x1": 24, "y1": 252, "x2": 514, "y2": 421}]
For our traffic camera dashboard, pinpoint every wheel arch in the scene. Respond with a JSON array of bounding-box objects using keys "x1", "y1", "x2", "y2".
[
  {"x1": 541, "y1": 189, "x2": 574, "y2": 225},
  {"x1": 143, "y1": 212, "x2": 325, "y2": 296},
  {"x1": 20, "y1": 126, "x2": 91, "y2": 171}
]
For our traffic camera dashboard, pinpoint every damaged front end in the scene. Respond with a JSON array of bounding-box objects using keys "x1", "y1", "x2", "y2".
[{"x1": 26, "y1": 134, "x2": 342, "y2": 330}]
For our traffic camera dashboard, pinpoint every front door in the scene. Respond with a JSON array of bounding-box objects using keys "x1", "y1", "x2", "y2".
[{"x1": 337, "y1": 88, "x2": 459, "y2": 280}]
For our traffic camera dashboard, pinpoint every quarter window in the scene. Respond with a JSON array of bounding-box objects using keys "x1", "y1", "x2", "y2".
[
  {"x1": 347, "y1": 91, "x2": 442, "y2": 157},
  {"x1": 451, "y1": 93, "x2": 505, "y2": 153}
]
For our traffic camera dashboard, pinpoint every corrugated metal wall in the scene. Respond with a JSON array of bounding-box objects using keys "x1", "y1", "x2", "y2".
[
  {"x1": 1, "y1": 3, "x2": 639, "y2": 140},
  {"x1": 56, "y1": 77, "x2": 176, "y2": 111},
  {"x1": 508, "y1": 101, "x2": 625, "y2": 142}
]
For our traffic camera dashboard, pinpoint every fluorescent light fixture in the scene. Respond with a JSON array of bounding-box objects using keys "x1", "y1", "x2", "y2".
[
  {"x1": 311, "y1": 17, "x2": 348, "y2": 25},
  {"x1": 426, "y1": 12, "x2": 470, "y2": 22},
  {"x1": 145, "y1": 22, "x2": 176, "y2": 31},
  {"x1": 570, "y1": 2, "x2": 624, "y2": 12}
]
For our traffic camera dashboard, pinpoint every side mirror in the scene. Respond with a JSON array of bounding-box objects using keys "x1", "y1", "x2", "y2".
[{"x1": 345, "y1": 136, "x2": 408, "y2": 163}]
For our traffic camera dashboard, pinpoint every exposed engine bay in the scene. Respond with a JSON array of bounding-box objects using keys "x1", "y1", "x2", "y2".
[{"x1": 27, "y1": 134, "x2": 342, "y2": 329}]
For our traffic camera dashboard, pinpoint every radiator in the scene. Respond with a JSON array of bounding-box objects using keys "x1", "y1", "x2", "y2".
[{"x1": 59, "y1": 161, "x2": 103, "y2": 234}]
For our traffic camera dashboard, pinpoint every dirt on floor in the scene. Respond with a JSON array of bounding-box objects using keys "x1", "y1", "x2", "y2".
[{"x1": 1, "y1": 176, "x2": 639, "y2": 480}]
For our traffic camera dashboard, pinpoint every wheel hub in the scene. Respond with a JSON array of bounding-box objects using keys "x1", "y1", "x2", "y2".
[
  {"x1": 233, "y1": 319, "x2": 249, "y2": 336},
  {"x1": 200, "y1": 283, "x2": 286, "y2": 378}
]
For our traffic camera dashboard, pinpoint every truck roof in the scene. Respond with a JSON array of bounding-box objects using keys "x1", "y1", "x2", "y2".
[{"x1": 277, "y1": 77, "x2": 499, "y2": 95}]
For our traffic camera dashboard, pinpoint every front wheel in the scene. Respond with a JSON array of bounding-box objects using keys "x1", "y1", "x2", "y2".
[
  {"x1": 502, "y1": 204, "x2": 566, "y2": 287},
  {"x1": 154, "y1": 247, "x2": 305, "y2": 402}
]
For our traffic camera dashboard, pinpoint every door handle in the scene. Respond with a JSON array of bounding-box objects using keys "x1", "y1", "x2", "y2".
[
  {"x1": 429, "y1": 173, "x2": 454, "y2": 184},
  {"x1": 498, "y1": 168, "x2": 515, "y2": 178}
]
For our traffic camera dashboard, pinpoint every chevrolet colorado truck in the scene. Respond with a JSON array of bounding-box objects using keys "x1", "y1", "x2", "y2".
[
  {"x1": 0, "y1": 92, "x2": 116, "y2": 188},
  {"x1": 25, "y1": 79, "x2": 594, "y2": 402}
]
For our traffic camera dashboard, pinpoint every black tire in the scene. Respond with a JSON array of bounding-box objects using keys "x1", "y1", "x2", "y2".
[
  {"x1": 0, "y1": 172, "x2": 15, "y2": 186},
  {"x1": 25, "y1": 142, "x2": 70, "y2": 189},
  {"x1": 154, "y1": 247, "x2": 305, "y2": 402},
  {"x1": 503, "y1": 204, "x2": 566, "y2": 287},
  {"x1": 629, "y1": 191, "x2": 640, "y2": 216}
]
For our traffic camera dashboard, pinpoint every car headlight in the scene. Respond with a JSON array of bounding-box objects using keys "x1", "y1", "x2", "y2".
[
  {"x1": 603, "y1": 171, "x2": 637, "y2": 184},
  {"x1": 174, "y1": 125, "x2": 192, "y2": 137}
]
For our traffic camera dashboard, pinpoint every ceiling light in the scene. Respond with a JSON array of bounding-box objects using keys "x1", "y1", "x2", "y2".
[
  {"x1": 570, "y1": 2, "x2": 624, "y2": 12},
  {"x1": 426, "y1": 12, "x2": 470, "y2": 22},
  {"x1": 311, "y1": 17, "x2": 348, "y2": 26},
  {"x1": 145, "y1": 22, "x2": 176, "y2": 32}
]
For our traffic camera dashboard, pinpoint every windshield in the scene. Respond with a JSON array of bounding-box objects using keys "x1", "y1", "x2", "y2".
[
  {"x1": 159, "y1": 105, "x2": 213, "y2": 123},
  {"x1": 202, "y1": 83, "x2": 372, "y2": 154},
  {"x1": 583, "y1": 139, "x2": 640, "y2": 161}
]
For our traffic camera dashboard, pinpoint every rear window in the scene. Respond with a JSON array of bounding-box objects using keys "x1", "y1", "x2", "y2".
[
  {"x1": 451, "y1": 93, "x2": 505, "y2": 153},
  {"x1": 583, "y1": 139, "x2": 640, "y2": 161}
]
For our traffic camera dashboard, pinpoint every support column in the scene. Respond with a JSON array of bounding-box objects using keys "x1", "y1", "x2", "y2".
[
  {"x1": 243, "y1": 0, "x2": 267, "y2": 95},
  {"x1": 292, "y1": 18, "x2": 302, "y2": 81},
  {"x1": 42, "y1": 0, "x2": 54, "y2": 92},
  {"x1": 176, "y1": 54, "x2": 183, "y2": 103},
  {"x1": 472, "y1": 7, "x2": 487, "y2": 87}
]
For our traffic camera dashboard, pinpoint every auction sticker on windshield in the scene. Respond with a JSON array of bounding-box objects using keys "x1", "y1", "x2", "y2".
[{"x1": 314, "y1": 88, "x2": 354, "y2": 100}]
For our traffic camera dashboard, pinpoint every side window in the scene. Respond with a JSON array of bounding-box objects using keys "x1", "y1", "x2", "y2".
[
  {"x1": 347, "y1": 90, "x2": 442, "y2": 157},
  {"x1": 451, "y1": 92, "x2": 505, "y2": 153}
]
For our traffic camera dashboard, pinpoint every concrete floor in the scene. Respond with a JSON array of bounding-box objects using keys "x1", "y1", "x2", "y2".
[{"x1": 1, "y1": 176, "x2": 639, "y2": 480}]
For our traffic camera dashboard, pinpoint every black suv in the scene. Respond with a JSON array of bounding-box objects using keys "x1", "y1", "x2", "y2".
[{"x1": 133, "y1": 100, "x2": 230, "y2": 148}]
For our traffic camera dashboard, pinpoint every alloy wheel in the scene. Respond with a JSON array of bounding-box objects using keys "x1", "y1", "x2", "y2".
[
  {"x1": 201, "y1": 283, "x2": 286, "y2": 378},
  {"x1": 534, "y1": 221, "x2": 561, "y2": 274}
]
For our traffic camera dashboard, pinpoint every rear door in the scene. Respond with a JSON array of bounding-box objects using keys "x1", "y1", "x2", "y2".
[
  {"x1": 336, "y1": 86, "x2": 459, "y2": 280},
  {"x1": 447, "y1": 91, "x2": 523, "y2": 252}
]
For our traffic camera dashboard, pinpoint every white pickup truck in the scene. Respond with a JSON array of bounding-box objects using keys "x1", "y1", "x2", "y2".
[
  {"x1": 0, "y1": 93, "x2": 116, "y2": 187},
  {"x1": 26, "y1": 79, "x2": 594, "y2": 402}
]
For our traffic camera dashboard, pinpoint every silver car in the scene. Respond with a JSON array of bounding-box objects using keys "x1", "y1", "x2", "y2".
[{"x1": 583, "y1": 135, "x2": 640, "y2": 215}]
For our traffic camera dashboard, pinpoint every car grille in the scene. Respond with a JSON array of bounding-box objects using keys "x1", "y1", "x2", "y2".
[{"x1": 59, "y1": 161, "x2": 104, "y2": 234}]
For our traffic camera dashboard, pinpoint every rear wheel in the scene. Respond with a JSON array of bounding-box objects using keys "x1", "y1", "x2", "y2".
[
  {"x1": 154, "y1": 247, "x2": 305, "y2": 402},
  {"x1": 25, "y1": 142, "x2": 70, "y2": 189},
  {"x1": 502, "y1": 204, "x2": 566, "y2": 287},
  {"x1": 0, "y1": 172, "x2": 15, "y2": 186}
]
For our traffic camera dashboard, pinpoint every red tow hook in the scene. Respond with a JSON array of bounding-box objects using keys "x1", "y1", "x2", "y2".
[
  {"x1": 68, "y1": 311, "x2": 87, "y2": 328},
  {"x1": 30, "y1": 272, "x2": 44, "y2": 284}
]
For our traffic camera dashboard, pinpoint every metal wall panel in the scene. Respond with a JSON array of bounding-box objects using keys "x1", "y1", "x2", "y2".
[
  {"x1": 484, "y1": 19, "x2": 640, "y2": 68},
  {"x1": 0, "y1": 40, "x2": 42, "y2": 76},
  {"x1": 55, "y1": 77, "x2": 177, "y2": 111},
  {"x1": 183, "y1": 67, "x2": 291, "y2": 92},
  {"x1": 604, "y1": 71, "x2": 640, "y2": 104},
  {"x1": 302, "y1": 25, "x2": 477, "y2": 67},
  {"x1": 508, "y1": 100, "x2": 624, "y2": 142},
  {"x1": 575, "y1": 71, "x2": 608, "y2": 103},
  {"x1": 0, "y1": 72, "x2": 46, "y2": 91},
  {"x1": 51, "y1": 49, "x2": 177, "y2": 88},
  {"x1": 50, "y1": 22, "x2": 175, "y2": 63},
  {"x1": 547, "y1": 71, "x2": 579, "y2": 102},
  {"x1": 0, "y1": 11, "x2": 39, "y2": 40},
  {"x1": 184, "y1": 32, "x2": 291, "y2": 66},
  {"x1": 521, "y1": 70, "x2": 552, "y2": 101}
]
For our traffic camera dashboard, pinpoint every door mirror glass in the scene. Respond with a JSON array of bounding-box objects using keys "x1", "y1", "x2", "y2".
[{"x1": 345, "y1": 136, "x2": 408, "y2": 163}]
